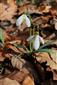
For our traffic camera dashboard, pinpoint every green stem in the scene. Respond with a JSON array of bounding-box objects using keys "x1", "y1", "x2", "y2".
[
  {"x1": 29, "y1": 28, "x2": 32, "y2": 52},
  {"x1": 33, "y1": 27, "x2": 35, "y2": 35}
]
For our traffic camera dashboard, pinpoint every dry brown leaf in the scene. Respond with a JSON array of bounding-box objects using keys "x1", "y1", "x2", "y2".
[
  {"x1": 0, "y1": 3, "x2": 8, "y2": 14},
  {"x1": 3, "y1": 78, "x2": 20, "y2": 85},
  {"x1": 22, "y1": 76, "x2": 34, "y2": 85},
  {"x1": 8, "y1": 68, "x2": 29, "y2": 82},
  {"x1": 0, "y1": 0, "x2": 17, "y2": 20},
  {"x1": 50, "y1": 8, "x2": 57, "y2": 16},
  {"x1": 38, "y1": 5, "x2": 51, "y2": 13},
  {"x1": 8, "y1": 40, "x2": 21, "y2": 44},
  {"x1": 6, "y1": 44, "x2": 19, "y2": 53},
  {"x1": 18, "y1": 4, "x2": 42, "y2": 15},
  {"x1": 0, "y1": 52, "x2": 5, "y2": 61},
  {"x1": 7, "y1": 0, "x2": 15, "y2": 6},
  {"x1": 3, "y1": 31, "x2": 11, "y2": 41},
  {"x1": 11, "y1": 56, "x2": 25, "y2": 70},
  {"x1": 36, "y1": 52, "x2": 57, "y2": 70}
]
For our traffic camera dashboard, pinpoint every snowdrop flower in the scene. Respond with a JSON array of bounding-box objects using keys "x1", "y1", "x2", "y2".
[
  {"x1": 27, "y1": 33, "x2": 44, "y2": 50},
  {"x1": 16, "y1": 14, "x2": 31, "y2": 27}
]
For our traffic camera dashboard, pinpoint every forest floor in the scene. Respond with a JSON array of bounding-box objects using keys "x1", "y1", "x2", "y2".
[{"x1": 0, "y1": 0, "x2": 57, "y2": 85}]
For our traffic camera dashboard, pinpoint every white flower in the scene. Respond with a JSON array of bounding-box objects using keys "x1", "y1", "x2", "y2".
[
  {"x1": 16, "y1": 14, "x2": 31, "y2": 27},
  {"x1": 27, "y1": 35, "x2": 44, "y2": 50}
]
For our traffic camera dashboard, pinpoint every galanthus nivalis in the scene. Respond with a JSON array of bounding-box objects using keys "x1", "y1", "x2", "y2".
[
  {"x1": 16, "y1": 14, "x2": 31, "y2": 27},
  {"x1": 27, "y1": 33, "x2": 44, "y2": 50}
]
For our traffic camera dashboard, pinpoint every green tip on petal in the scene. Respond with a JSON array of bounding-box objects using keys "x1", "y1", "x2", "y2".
[
  {"x1": 35, "y1": 31, "x2": 39, "y2": 35},
  {"x1": 16, "y1": 14, "x2": 31, "y2": 27}
]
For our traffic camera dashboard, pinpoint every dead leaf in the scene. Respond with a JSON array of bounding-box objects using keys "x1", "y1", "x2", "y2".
[
  {"x1": 36, "y1": 52, "x2": 57, "y2": 70},
  {"x1": 0, "y1": 0, "x2": 17, "y2": 20},
  {"x1": 11, "y1": 56, "x2": 25, "y2": 70},
  {"x1": 3, "y1": 78, "x2": 20, "y2": 85},
  {"x1": 22, "y1": 76, "x2": 34, "y2": 85},
  {"x1": 6, "y1": 44, "x2": 19, "y2": 53}
]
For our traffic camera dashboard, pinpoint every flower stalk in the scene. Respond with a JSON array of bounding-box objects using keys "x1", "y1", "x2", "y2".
[{"x1": 29, "y1": 28, "x2": 32, "y2": 52}]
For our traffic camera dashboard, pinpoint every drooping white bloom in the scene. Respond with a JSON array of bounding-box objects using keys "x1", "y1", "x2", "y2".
[
  {"x1": 27, "y1": 35, "x2": 44, "y2": 50},
  {"x1": 39, "y1": 36, "x2": 44, "y2": 44},
  {"x1": 16, "y1": 14, "x2": 31, "y2": 27},
  {"x1": 33, "y1": 35, "x2": 40, "y2": 50}
]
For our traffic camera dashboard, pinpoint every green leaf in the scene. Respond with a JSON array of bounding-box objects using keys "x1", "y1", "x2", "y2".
[
  {"x1": 32, "y1": 48, "x2": 52, "y2": 54},
  {"x1": 14, "y1": 43, "x2": 24, "y2": 48},
  {"x1": 39, "y1": 41, "x2": 53, "y2": 49},
  {"x1": 0, "y1": 28, "x2": 4, "y2": 44},
  {"x1": 16, "y1": 0, "x2": 24, "y2": 6},
  {"x1": 9, "y1": 41, "x2": 24, "y2": 48}
]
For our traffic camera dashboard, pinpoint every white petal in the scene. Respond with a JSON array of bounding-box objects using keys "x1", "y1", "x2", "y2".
[
  {"x1": 27, "y1": 35, "x2": 34, "y2": 41},
  {"x1": 33, "y1": 35, "x2": 40, "y2": 50},
  {"x1": 39, "y1": 36, "x2": 44, "y2": 44},
  {"x1": 55, "y1": 22, "x2": 57, "y2": 30},
  {"x1": 26, "y1": 16, "x2": 31, "y2": 27},
  {"x1": 16, "y1": 15, "x2": 23, "y2": 27},
  {"x1": 16, "y1": 14, "x2": 31, "y2": 27}
]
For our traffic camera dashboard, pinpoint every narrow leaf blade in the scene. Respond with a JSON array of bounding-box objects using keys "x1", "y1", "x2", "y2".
[{"x1": 0, "y1": 28, "x2": 4, "y2": 44}]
